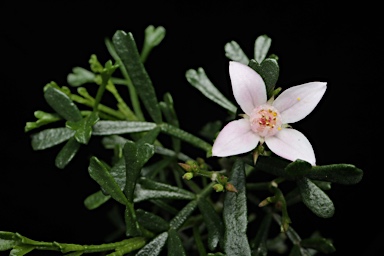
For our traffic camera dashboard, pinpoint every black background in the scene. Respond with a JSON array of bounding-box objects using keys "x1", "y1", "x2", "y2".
[{"x1": 1, "y1": 1, "x2": 382, "y2": 255}]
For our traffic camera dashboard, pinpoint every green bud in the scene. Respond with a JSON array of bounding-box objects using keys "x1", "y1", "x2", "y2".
[
  {"x1": 183, "y1": 173, "x2": 194, "y2": 180},
  {"x1": 225, "y1": 183, "x2": 238, "y2": 193},
  {"x1": 213, "y1": 184, "x2": 224, "y2": 192},
  {"x1": 178, "y1": 163, "x2": 192, "y2": 172},
  {"x1": 217, "y1": 175, "x2": 228, "y2": 184}
]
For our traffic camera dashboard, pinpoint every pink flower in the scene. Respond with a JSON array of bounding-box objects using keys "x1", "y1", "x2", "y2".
[{"x1": 212, "y1": 61, "x2": 327, "y2": 166}]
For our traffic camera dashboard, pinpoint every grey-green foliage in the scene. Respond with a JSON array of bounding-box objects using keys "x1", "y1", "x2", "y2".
[{"x1": 6, "y1": 27, "x2": 363, "y2": 256}]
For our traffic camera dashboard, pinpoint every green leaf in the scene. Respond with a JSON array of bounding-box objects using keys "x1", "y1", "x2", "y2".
[
  {"x1": 112, "y1": 30, "x2": 162, "y2": 123},
  {"x1": 67, "y1": 67, "x2": 96, "y2": 87},
  {"x1": 137, "y1": 126, "x2": 161, "y2": 146},
  {"x1": 198, "y1": 198, "x2": 224, "y2": 250},
  {"x1": 159, "y1": 123, "x2": 212, "y2": 155},
  {"x1": 154, "y1": 146, "x2": 191, "y2": 162},
  {"x1": 124, "y1": 204, "x2": 141, "y2": 237},
  {"x1": 160, "y1": 93, "x2": 179, "y2": 127},
  {"x1": 297, "y1": 178, "x2": 335, "y2": 218},
  {"x1": 0, "y1": 232, "x2": 19, "y2": 251},
  {"x1": 169, "y1": 200, "x2": 198, "y2": 230},
  {"x1": 113, "y1": 237, "x2": 147, "y2": 255},
  {"x1": 64, "y1": 252, "x2": 83, "y2": 256},
  {"x1": 136, "y1": 209, "x2": 170, "y2": 233},
  {"x1": 144, "y1": 25, "x2": 166, "y2": 48},
  {"x1": 300, "y1": 237, "x2": 336, "y2": 254},
  {"x1": 135, "y1": 232, "x2": 168, "y2": 256},
  {"x1": 199, "y1": 120, "x2": 222, "y2": 141},
  {"x1": 94, "y1": 60, "x2": 118, "y2": 112},
  {"x1": 138, "y1": 177, "x2": 192, "y2": 195},
  {"x1": 272, "y1": 213, "x2": 301, "y2": 244},
  {"x1": 89, "y1": 54, "x2": 104, "y2": 73},
  {"x1": 225, "y1": 41, "x2": 249, "y2": 64},
  {"x1": 9, "y1": 245, "x2": 34, "y2": 256},
  {"x1": 134, "y1": 186, "x2": 195, "y2": 203},
  {"x1": 288, "y1": 244, "x2": 312, "y2": 256},
  {"x1": 307, "y1": 164, "x2": 363, "y2": 185},
  {"x1": 101, "y1": 135, "x2": 129, "y2": 149},
  {"x1": 110, "y1": 157, "x2": 127, "y2": 190},
  {"x1": 92, "y1": 121, "x2": 157, "y2": 135},
  {"x1": 254, "y1": 35, "x2": 272, "y2": 64},
  {"x1": 285, "y1": 160, "x2": 312, "y2": 179},
  {"x1": 312, "y1": 180, "x2": 331, "y2": 190},
  {"x1": 248, "y1": 58, "x2": 279, "y2": 98},
  {"x1": 167, "y1": 228, "x2": 186, "y2": 256},
  {"x1": 123, "y1": 141, "x2": 155, "y2": 202},
  {"x1": 44, "y1": 87, "x2": 82, "y2": 122},
  {"x1": 84, "y1": 190, "x2": 111, "y2": 210},
  {"x1": 223, "y1": 158, "x2": 251, "y2": 256},
  {"x1": 88, "y1": 156, "x2": 128, "y2": 205},
  {"x1": 55, "y1": 137, "x2": 81, "y2": 169},
  {"x1": 159, "y1": 93, "x2": 180, "y2": 152},
  {"x1": 185, "y1": 67, "x2": 237, "y2": 113},
  {"x1": 134, "y1": 178, "x2": 195, "y2": 203},
  {"x1": 66, "y1": 112, "x2": 99, "y2": 144},
  {"x1": 31, "y1": 127, "x2": 75, "y2": 150},
  {"x1": 25, "y1": 111, "x2": 61, "y2": 132},
  {"x1": 250, "y1": 212, "x2": 272, "y2": 256},
  {"x1": 141, "y1": 25, "x2": 166, "y2": 62},
  {"x1": 142, "y1": 157, "x2": 174, "y2": 178},
  {"x1": 253, "y1": 156, "x2": 289, "y2": 178}
]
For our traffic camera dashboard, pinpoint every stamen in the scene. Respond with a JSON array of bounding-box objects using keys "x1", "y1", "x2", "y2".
[{"x1": 249, "y1": 104, "x2": 283, "y2": 137}]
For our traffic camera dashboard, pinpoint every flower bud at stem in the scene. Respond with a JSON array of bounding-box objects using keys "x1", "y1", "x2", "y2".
[
  {"x1": 213, "y1": 184, "x2": 224, "y2": 192},
  {"x1": 178, "y1": 163, "x2": 192, "y2": 172},
  {"x1": 183, "y1": 172, "x2": 194, "y2": 180},
  {"x1": 225, "y1": 183, "x2": 238, "y2": 193}
]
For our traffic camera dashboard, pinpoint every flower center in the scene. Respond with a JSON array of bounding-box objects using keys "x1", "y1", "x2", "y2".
[{"x1": 249, "y1": 104, "x2": 282, "y2": 137}]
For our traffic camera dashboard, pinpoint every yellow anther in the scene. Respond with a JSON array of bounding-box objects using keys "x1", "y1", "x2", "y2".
[
  {"x1": 297, "y1": 97, "x2": 301, "y2": 101},
  {"x1": 278, "y1": 127, "x2": 282, "y2": 131},
  {"x1": 273, "y1": 112, "x2": 277, "y2": 116}
]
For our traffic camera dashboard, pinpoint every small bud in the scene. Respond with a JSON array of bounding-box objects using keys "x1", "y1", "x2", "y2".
[
  {"x1": 217, "y1": 175, "x2": 228, "y2": 184},
  {"x1": 258, "y1": 199, "x2": 269, "y2": 207},
  {"x1": 225, "y1": 183, "x2": 238, "y2": 193},
  {"x1": 258, "y1": 196, "x2": 274, "y2": 207},
  {"x1": 178, "y1": 163, "x2": 192, "y2": 172},
  {"x1": 186, "y1": 160, "x2": 199, "y2": 172},
  {"x1": 213, "y1": 184, "x2": 224, "y2": 192},
  {"x1": 196, "y1": 157, "x2": 205, "y2": 164},
  {"x1": 186, "y1": 159, "x2": 196, "y2": 165},
  {"x1": 182, "y1": 172, "x2": 194, "y2": 180}
]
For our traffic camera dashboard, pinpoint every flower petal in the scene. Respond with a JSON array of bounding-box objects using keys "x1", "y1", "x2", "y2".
[
  {"x1": 265, "y1": 128, "x2": 316, "y2": 165},
  {"x1": 273, "y1": 82, "x2": 326, "y2": 123},
  {"x1": 212, "y1": 118, "x2": 260, "y2": 157},
  {"x1": 229, "y1": 61, "x2": 267, "y2": 115}
]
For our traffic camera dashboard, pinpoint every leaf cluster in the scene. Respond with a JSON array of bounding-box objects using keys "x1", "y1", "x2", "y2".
[{"x1": 1, "y1": 27, "x2": 363, "y2": 256}]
